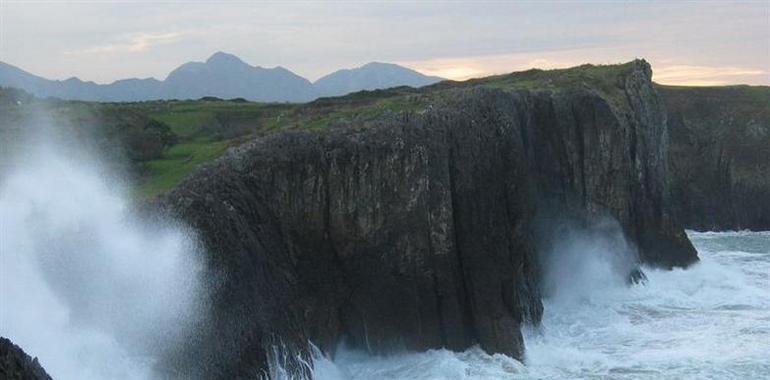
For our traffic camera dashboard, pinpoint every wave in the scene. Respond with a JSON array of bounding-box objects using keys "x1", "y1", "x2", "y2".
[
  {"x1": 312, "y1": 231, "x2": 770, "y2": 380},
  {"x1": 0, "y1": 127, "x2": 206, "y2": 379}
]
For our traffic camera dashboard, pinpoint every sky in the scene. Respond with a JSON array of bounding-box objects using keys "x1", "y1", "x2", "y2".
[{"x1": 0, "y1": 1, "x2": 768, "y2": 86}]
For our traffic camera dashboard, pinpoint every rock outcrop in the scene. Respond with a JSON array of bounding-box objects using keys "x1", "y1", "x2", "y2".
[
  {"x1": 160, "y1": 60, "x2": 697, "y2": 378},
  {"x1": 0, "y1": 337, "x2": 52, "y2": 380},
  {"x1": 659, "y1": 85, "x2": 770, "y2": 231}
]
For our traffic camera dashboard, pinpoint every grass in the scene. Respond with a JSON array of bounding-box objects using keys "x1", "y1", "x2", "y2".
[
  {"x1": 138, "y1": 136, "x2": 229, "y2": 198},
  {"x1": 153, "y1": 110, "x2": 215, "y2": 137},
  {"x1": 444, "y1": 61, "x2": 637, "y2": 93}
]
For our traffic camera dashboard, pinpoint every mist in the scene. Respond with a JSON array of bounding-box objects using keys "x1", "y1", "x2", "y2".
[
  {"x1": 0, "y1": 111, "x2": 207, "y2": 379},
  {"x1": 539, "y1": 218, "x2": 642, "y2": 304}
]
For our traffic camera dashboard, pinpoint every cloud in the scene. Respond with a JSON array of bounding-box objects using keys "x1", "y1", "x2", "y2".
[
  {"x1": 652, "y1": 65, "x2": 767, "y2": 86},
  {"x1": 67, "y1": 32, "x2": 183, "y2": 55},
  {"x1": 398, "y1": 52, "x2": 591, "y2": 81},
  {"x1": 4, "y1": 2, "x2": 767, "y2": 85}
]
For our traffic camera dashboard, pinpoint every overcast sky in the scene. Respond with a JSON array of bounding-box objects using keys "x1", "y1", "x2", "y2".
[{"x1": 1, "y1": 1, "x2": 768, "y2": 85}]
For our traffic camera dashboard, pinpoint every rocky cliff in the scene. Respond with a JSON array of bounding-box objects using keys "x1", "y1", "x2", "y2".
[
  {"x1": 659, "y1": 85, "x2": 770, "y2": 231},
  {"x1": 159, "y1": 60, "x2": 697, "y2": 378},
  {"x1": 0, "y1": 337, "x2": 52, "y2": 380}
]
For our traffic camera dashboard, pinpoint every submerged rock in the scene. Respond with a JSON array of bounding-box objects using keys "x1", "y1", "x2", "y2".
[
  {"x1": 159, "y1": 59, "x2": 697, "y2": 378},
  {"x1": 0, "y1": 337, "x2": 53, "y2": 380},
  {"x1": 627, "y1": 267, "x2": 648, "y2": 285}
]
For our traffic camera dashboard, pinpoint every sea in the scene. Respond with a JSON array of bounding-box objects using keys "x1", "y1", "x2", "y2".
[{"x1": 312, "y1": 231, "x2": 770, "y2": 380}]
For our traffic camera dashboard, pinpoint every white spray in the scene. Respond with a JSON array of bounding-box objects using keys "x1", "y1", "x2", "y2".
[
  {"x1": 539, "y1": 218, "x2": 641, "y2": 304},
  {"x1": 0, "y1": 116, "x2": 206, "y2": 379}
]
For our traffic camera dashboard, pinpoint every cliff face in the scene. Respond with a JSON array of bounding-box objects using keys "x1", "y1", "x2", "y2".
[
  {"x1": 160, "y1": 60, "x2": 697, "y2": 378},
  {"x1": 660, "y1": 85, "x2": 770, "y2": 231}
]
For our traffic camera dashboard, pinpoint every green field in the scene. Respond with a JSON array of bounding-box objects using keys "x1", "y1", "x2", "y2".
[{"x1": 139, "y1": 137, "x2": 230, "y2": 197}]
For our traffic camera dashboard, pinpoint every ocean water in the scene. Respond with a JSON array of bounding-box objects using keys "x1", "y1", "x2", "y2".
[{"x1": 313, "y1": 231, "x2": 770, "y2": 380}]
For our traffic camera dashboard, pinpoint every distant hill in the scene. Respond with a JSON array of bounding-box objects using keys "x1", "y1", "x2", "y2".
[
  {"x1": 314, "y1": 61, "x2": 443, "y2": 97},
  {"x1": 161, "y1": 52, "x2": 314, "y2": 102},
  {"x1": 0, "y1": 61, "x2": 162, "y2": 102},
  {"x1": 0, "y1": 52, "x2": 443, "y2": 102}
]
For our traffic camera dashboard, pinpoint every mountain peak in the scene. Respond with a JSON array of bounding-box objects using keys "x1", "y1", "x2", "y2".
[
  {"x1": 313, "y1": 62, "x2": 443, "y2": 97},
  {"x1": 361, "y1": 61, "x2": 397, "y2": 69},
  {"x1": 206, "y1": 51, "x2": 246, "y2": 66}
]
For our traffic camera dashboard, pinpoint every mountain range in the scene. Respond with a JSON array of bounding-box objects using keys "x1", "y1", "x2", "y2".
[{"x1": 0, "y1": 52, "x2": 443, "y2": 102}]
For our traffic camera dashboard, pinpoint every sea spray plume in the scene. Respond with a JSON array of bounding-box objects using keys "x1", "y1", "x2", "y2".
[
  {"x1": 0, "y1": 109, "x2": 208, "y2": 379},
  {"x1": 539, "y1": 218, "x2": 645, "y2": 304}
]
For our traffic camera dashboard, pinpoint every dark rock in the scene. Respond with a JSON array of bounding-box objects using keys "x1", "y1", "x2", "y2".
[
  {"x1": 0, "y1": 337, "x2": 53, "y2": 380},
  {"x1": 660, "y1": 85, "x2": 770, "y2": 231},
  {"x1": 627, "y1": 267, "x2": 648, "y2": 285},
  {"x1": 158, "y1": 59, "x2": 697, "y2": 378}
]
